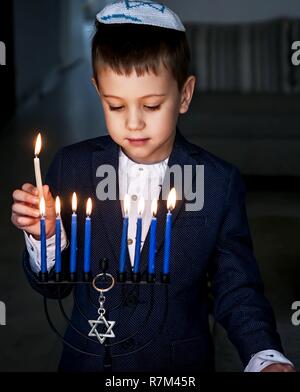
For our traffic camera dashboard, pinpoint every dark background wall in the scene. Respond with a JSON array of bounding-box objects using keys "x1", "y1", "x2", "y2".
[
  {"x1": 0, "y1": 1, "x2": 15, "y2": 131},
  {"x1": 163, "y1": 0, "x2": 300, "y2": 22},
  {"x1": 12, "y1": 0, "x2": 85, "y2": 105}
]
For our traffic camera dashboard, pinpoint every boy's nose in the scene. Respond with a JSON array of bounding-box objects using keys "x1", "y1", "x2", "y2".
[{"x1": 126, "y1": 110, "x2": 145, "y2": 131}]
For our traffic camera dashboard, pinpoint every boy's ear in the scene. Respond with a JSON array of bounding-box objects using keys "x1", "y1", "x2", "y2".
[
  {"x1": 91, "y1": 77, "x2": 101, "y2": 96},
  {"x1": 179, "y1": 75, "x2": 196, "y2": 114}
]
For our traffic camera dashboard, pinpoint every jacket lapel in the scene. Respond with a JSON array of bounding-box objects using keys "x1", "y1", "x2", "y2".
[{"x1": 91, "y1": 136, "x2": 128, "y2": 273}]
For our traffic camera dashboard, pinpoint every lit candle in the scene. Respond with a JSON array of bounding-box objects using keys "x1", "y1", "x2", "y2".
[
  {"x1": 39, "y1": 197, "x2": 47, "y2": 274},
  {"x1": 148, "y1": 198, "x2": 157, "y2": 277},
  {"x1": 55, "y1": 196, "x2": 61, "y2": 274},
  {"x1": 133, "y1": 197, "x2": 145, "y2": 275},
  {"x1": 70, "y1": 192, "x2": 77, "y2": 275},
  {"x1": 34, "y1": 133, "x2": 43, "y2": 200},
  {"x1": 163, "y1": 188, "x2": 176, "y2": 276},
  {"x1": 83, "y1": 198, "x2": 92, "y2": 274},
  {"x1": 118, "y1": 194, "x2": 130, "y2": 274}
]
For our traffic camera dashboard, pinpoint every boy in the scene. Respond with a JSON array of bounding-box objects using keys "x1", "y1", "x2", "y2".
[{"x1": 11, "y1": 1, "x2": 295, "y2": 372}]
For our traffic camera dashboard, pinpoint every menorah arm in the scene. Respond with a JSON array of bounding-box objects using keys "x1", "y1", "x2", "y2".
[{"x1": 22, "y1": 248, "x2": 73, "y2": 299}]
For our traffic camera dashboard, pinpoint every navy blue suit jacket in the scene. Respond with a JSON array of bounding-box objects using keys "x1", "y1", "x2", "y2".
[{"x1": 23, "y1": 128, "x2": 283, "y2": 372}]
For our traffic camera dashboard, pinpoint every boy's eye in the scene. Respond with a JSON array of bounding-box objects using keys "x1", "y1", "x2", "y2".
[
  {"x1": 109, "y1": 106, "x2": 123, "y2": 111},
  {"x1": 108, "y1": 105, "x2": 161, "y2": 111},
  {"x1": 145, "y1": 105, "x2": 161, "y2": 111}
]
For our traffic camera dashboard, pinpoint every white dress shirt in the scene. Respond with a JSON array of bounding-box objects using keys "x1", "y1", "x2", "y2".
[{"x1": 23, "y1": 146, "x2": 294, "y2": 372}]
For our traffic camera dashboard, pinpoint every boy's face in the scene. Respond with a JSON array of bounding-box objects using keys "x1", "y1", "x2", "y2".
[{"x1": 93, "y1": 64, "x2": 195, "y2": 164}]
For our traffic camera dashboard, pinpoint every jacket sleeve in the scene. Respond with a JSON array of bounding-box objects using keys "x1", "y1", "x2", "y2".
[
  {"x1": 209, "y1": 166, "x2": 284, "y2": 367},
  {"x1": 22, "y1": 148, "x2": 73, "y2": 299}
]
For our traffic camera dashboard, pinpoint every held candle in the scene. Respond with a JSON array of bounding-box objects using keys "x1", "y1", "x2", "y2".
[
  {"x1": 118, "y1": 194, "x2": 130, "y2": 274},
  {"x1": 83, "y1": 198, "x2": 92, "y2": 274},
  {"x1": 148, "y1": 198, "x2": 158, "y2": 276},
  {"x1": 70, "y1": 192, "x2": 78, "y2": 274},
  {"x1": 162, "y1": 188, "x2": 176, "y2": 275},
  {"x1": 55, "y1": 196, "x2": 62, "y2": 274},
  {"x1": 34, "y1": 133, "x2": 43, "y2": 200},
  {"x1": 40, "y1": 197, "x2": 47, "y2": 274},
  {"x1": 133, "y1": 197, "x2": 145, "y2": 274}
]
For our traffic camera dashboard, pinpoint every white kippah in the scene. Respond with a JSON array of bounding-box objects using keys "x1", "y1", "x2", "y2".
[{"x1": 96, "y1": 1, "x2": 185, "y2": 32}]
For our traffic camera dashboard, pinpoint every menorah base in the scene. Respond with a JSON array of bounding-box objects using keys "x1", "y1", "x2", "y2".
[
  {"x1": 54, "y1": 272, "x2": 62, "y2": 282},
  {"x1": 131, "y1": 272, "x2": 141, "y2": 283},
  {"x1": 39, "y1": 271, "x2": 48, "y2": 282},
  {"x1": 161, "y1": 273, "x2": 170, "y2": 284},
  {"x1": 147, "y1": 273, "x2": 155, "y2": 283},
  {"x1": 84, "y1": 272, "x2": 92, "y2": 282},
  {"x1": 69, "y1": 272, "x2": 78, "y2": 282},
  {"x1": 117, "y1": 271, "x2": 127, "y2": 283},
  {"x1": 37, "y1": 258, "x2": 171, "y2": 286}
]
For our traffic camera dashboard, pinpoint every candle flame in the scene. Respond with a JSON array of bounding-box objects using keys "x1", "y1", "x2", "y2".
[
  {"x1": 124, "y1": 194, "x2": 130, "y2": 215},
  {"x1": 55, "y1": 196, "x2": 61, "y2": 216},
  {"x1": 72, "y1": 192, "x2": 77, "y2": 213},
  {"x1": 151, "y1": 198, "x2": 158, "y2": 216},
  {"x1": 167, "y1": 188, "x2": 176, "y2": 211},
  {"x1": 86, "y1": 198, "x2": 92, "y2": 216},
  {"x1": 34, "y1": 133, "x2": 42, "y2": 156},
  {"x1": 39, "y1": 197, "x2": 46, "y2": 217},
  {"x1": 138, "y1": 197, "x2": 145, "y2": 215}
]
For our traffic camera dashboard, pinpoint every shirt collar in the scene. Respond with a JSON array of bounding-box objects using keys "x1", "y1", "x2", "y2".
[{"x1": 119, "y1": 147, "x2": 169, "y2": 170}]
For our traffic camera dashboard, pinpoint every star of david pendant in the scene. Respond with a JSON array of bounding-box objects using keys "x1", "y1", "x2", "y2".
[
  {"x1": 88, "y1": 273, "x2": 116, "y2": 345},
  {"x1": 88, "y1": 315, "x2": 116, "y2": 344}
]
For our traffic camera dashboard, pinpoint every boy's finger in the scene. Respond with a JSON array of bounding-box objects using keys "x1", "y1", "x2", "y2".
[
  {"x1": 44, "y1": 185, "x2": 54, "y2": 204},
  {"x1": 22, "y1": 183, "x2": 38, "y2": 195},
  {"x1": 11, "y1": 213, "x2": 38, "y2": 228},
  {"x1": 12, "y1": 190, "x2": 39, "y2": 205},
  {"x1": 43, "y1": 185, "x2": 50, "y2": 198},
  {"x1": 12, "y1": 203, "x2": 40, "y2": 218}
]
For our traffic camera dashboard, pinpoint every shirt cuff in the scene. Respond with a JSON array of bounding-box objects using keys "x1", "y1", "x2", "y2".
[
  {"x1": 23, "y1": 223, "x2": 68, "y2": 274},
  {"x1": 244, "y1": 349, "x2": 294, "y2": 372}
]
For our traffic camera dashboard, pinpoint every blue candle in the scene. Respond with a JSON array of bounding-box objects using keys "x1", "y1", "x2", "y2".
[
  {"x1": 70, "y1": 192, "x2": 77, "y2": 273},
  {"x1": 40, "y1": 197, "x2": 47, "y2": 273},
  {"x1": 119, "y1": 195, "x2": 130, "y2": 273},
  {"x1": 163, "y1": 188, "x2": 176, "y2": 275},
  {"x1": 148, "y1": 198, "x2": 157, "y2": 275},
  {"x1": 133, "y1": 197, "x2": 145, "y2": 274},
  {"x1": 55, "y1": 196, "x2": 61, "y2": 273},
  {"x1": 83, "y1": 198, "x2": 92, "y2": 273}
]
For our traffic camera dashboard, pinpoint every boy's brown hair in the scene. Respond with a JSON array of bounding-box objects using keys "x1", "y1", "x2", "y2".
[{"x1": 91, "y1": 21, "x2": 191, "y2": 92}]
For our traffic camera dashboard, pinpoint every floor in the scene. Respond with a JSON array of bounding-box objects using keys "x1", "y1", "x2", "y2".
[{"x1": 0, "y1": 22, "x2": 299, "y2": 372}]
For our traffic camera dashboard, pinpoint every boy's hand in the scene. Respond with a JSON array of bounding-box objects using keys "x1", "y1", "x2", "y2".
[
  {"x1": 11, "y1": 183, "x2": 56, "y2": 240},
  {"x1": 261, "y1": 363, "x2": 296, "y2": 372}
]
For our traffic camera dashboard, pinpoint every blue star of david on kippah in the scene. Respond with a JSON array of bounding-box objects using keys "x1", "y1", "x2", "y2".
[
  {"x1": 124, "y1": 1, "x2": 165, "y2": 13},
  {"x1": 96, "y1": 0, "x2": 186, "y2": 32},
  {"x1": 100, "y1": 14, "x2": 143, "y2": 23}
]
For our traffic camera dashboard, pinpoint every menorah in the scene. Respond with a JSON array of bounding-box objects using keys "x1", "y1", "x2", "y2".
[
  {"x1": 32, "y1": 131, "x2": 174, "y2": 371},
  {"x1": 37, "y1": 258, "x2": 170, "y2": 372}
]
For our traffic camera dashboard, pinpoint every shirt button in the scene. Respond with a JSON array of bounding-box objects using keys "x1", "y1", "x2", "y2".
[
  {"x1": 128, "y1": 238, "x2": 133, "y2": 245},
  {"x1": 131, "y1": 195, "x2": 138, "y2": 201}
]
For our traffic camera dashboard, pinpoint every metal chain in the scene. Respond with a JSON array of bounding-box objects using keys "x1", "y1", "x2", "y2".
[{"x1": 98, "y1": 293, "x2": 106, "y2": 317}]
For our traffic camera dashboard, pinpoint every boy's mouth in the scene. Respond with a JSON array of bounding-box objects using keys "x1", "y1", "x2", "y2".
[{"x1": 126, "y1": 138, "x2": 150, "y2": 146}]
